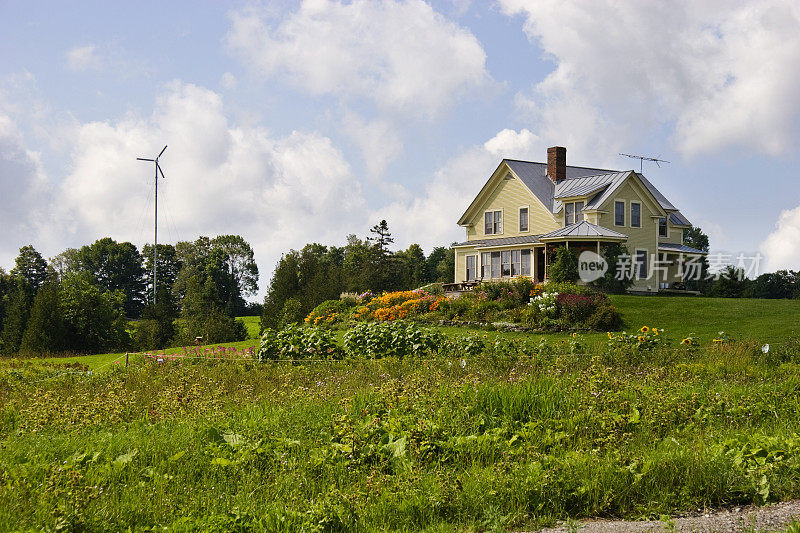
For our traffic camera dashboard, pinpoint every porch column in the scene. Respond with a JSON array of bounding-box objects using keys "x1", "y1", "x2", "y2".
[{"x1": 543, "y1": 246, "x2": 547, "y2": 281}]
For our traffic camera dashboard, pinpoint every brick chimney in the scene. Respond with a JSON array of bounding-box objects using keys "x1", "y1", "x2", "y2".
[{"x1": 547, "y1": 146, "x2": 566, "y2": 183}]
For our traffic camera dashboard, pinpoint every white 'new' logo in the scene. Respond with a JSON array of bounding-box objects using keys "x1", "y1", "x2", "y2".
[{"x1": 578, "y1": 250, "x2": 608, "y2": 282}]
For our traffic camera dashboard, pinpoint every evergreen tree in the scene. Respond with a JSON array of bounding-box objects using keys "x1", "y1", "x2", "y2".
[
  {"x1": 0, "y1": 280, "x2": 31, "y2": 354},
  {"x1": 135, "y1": 286, "x2": 178, "y2": 350},
  {"x1": 0, "y1": 268, "x2": 11, "y2": 335},
  {"x1": 20, "y1": 279, "x2": 65, "y2": 355},
  {"x1": 11, "y1": 245, "x2": 48, "y2": 296},
  {"x1": 425, "y1": 247, "x2": 449, "y2": 283},
  {"x1": 709, "y1": 266, "x2": 750, "y2": 298},
  {"x1": 397, "y1": 244, "x2": 427, "y2": 289},
  {"x1": 180, "y1": 274, "x2": 246, "y2": 343},
  {"x1": 682, "y1": 226, "x2": 712, "y2": 293},
  {"x1": 261, "y1": 252, "x2": 301, "y2": 331},
  {"x1": 142, "y1": 243, "x2": 181, "y2": 305}
]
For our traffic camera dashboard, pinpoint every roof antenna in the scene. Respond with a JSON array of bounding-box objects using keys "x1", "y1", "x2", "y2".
[
  {"x1": 618, "y1": 153, "x2": 670, "y2": 173},
  {"x1": 137, "y1": 145, "x2": 167, "y2": 305}
]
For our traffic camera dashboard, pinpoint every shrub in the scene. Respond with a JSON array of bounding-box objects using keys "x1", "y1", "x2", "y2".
[
  {"x1": 258, "y1": 324, "x2": 342, "y2": 361},
  {"x1": 557, "y1": 293, "x2": 596, "y2": 324},
  {"x1": 304, "y1": 298, "x2": 357, "y2": 326},
  {"x1": 343, "y1": 321, "x2": 443, "y2": 359},
  {"x1": 587, "y1": 305, "x2": 623, "y2": 331},
  {"x1": 549, "y1": 246, "x2": 579, "y2": 283}
]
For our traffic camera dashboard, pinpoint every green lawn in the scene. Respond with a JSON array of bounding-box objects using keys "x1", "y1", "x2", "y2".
[{"x1": 610, "y1": 295, "x2": 800, "y2": 343}]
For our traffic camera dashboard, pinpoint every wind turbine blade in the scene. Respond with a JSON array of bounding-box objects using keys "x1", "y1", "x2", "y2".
[
  {"x1": 158, "y1": 145, "x2": 168, "y2": 158},
  {"x1": 157, "y1": 162, "x2": 166, "y2": 180},
  {"x1": 137, "y1": 158, "x2": 155, "y2": 161}
]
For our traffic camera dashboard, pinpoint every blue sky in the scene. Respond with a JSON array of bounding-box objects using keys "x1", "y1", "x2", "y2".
[{"x1": 2, "y1": 0, "x2": 799, "y2": 296}]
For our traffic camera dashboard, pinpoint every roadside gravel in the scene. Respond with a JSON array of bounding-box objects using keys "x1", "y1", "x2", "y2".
[{"x1": 532, "y1": 501, "x2": 800, "y2": 532}]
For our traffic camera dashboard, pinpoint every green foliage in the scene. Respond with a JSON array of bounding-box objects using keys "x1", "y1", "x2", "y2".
[
  {"x1": 78, "y1": 237, "x2": 147, "y2": 317},
  {"x1": 549, "y1": 246, "x2": 579, "y2": 283},
  {"x1": 60, "y1": 273, "x2": 130, "y2": 353},
  {"x1": 142, "y1": 243, "x2": 181, "y2": 304},
  {"x1": 0, "y1": 280, "x2": 31, "y2": 354},
  {"x1": 180, "y1": 275, "x2": 247, "y2": 344},
  {"x1": 343, "y1": 321, "x2": 444, "y2": 359},
  {"x1": 587, "y1": 305, "x2": 623, "y2": 331},
  {"x1": 134, "y1": 287, "x2": 178, "y2": 351},
  {"x1": 20, "y1": 280, "x2": 66, "y2": 355},
  {"x1": 258, "y1": 324, "x2": 342, "y2": 361},
  {"x1": 279, "y1": 297, "x2": 303, "y2": 327},
  {"x1": 710, "y1": 266, "x2": 750, "y2": 298},
  {"x1": 592, "y1": 242, "x2": 633, "y2": 294},
  {"x1": 10, "y1": 244, "x2": 48, "y2": 295},
  {"x1": 744, "y1": 270, "x2": 798, "y2": 299}
]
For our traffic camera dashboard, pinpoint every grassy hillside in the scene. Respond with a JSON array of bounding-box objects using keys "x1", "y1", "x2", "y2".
[{"x1": 611, "y1": 295, "x2": 800, "y2": 343}]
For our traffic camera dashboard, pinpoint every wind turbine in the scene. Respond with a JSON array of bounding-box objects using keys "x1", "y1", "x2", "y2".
[{"x1": 137, "y1": 145, "x2": 167, "y2": 304}]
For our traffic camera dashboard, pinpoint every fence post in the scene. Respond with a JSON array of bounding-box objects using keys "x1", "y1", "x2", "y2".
[{"x1": 125, "y1": 353, "x2": 129, "y2": 368}]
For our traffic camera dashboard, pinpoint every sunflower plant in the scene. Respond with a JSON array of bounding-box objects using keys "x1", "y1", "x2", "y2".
[{"x1": 607, "y1": 326, "x2": 666, "y2": 351}]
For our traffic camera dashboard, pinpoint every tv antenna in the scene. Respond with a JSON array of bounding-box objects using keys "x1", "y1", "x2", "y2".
[
  {"x1": 619, "y1": 153, "x2": 670, "y2": 173},
  {"x1": 137, "y1": 145, "x2": 167, "y2": 304}
]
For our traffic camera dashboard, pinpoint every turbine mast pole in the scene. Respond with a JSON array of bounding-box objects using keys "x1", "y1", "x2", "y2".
[{"x1": 154, "y1": 162, "x2": 158, "y2": 305}]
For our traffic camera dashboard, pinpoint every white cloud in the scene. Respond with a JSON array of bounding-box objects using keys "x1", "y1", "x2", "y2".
[
  {"x1": 220, "y1": 72, "x2": 237, "y2": 90},
  {"x1": 760, "y1": 205, "x2": 800, "y2": 272},
  {"x1": 342, "y1": 112, "x2": 403, "y2": 179},
  {"x1": 65, "y1": 45, "x2": 101, "y2": 72},
  {"x1": 379, "y1": 128, "x2": 543, "y2": 251},
  {"x1": 0, "y1": 111, "x2": 51, "y2": 268},
  {"x1": 226, "y1": 0, "x2": 490, "y2": 115},
  {"x1": 499, "y1": 0, "x2": 800, "y2": 158},
  {"x1": 57, "y1": 82, "x2": 366, "y2": 291}
]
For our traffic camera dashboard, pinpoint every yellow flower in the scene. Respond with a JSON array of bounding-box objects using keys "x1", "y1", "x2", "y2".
[
  {"x1": 638, "y1": 336, "x2": 645, "y2": 342},
  {"x1": 572, "y1": 332, "x2": 577, "y2": 337},
  {"x1": 640, "y1": 326, "x2": 649, "y2": 333},
  {"x1": 681, "y1": 338, "x2": 692, "y2": 345},
  {"x1": 653, "y1": 328, "x2": 659, "y2": 335},
  {"x1": 713, "y1": 339, "x2": 722, "y2": 343},
  {"x1": 607, "y1": 332, "x2": 613, "y2": 339}
]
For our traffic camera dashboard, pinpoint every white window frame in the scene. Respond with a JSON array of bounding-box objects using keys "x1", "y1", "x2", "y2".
[
  {"x1": 519, "y1": 206, "x2": 529, "y2": 232},
  {"x1": 484, "y1": 209, "x2": 503, "y2": 235},
  {"x1": 614, "y1": 200, "x2": 626, "y2": 227},
  {"x1": 630, "y1": 201, "x2": 641, "y2": 228},
  {"x1": 574, "y1": 201, "x2": 585, "y2": 223},
  {"x1": 565, "y1": 202, "x2": 575, "y2": 225}
]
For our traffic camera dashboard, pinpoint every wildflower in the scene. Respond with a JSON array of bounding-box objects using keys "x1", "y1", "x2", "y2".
[
  {"x1": 460, "y1": 358, "x2": 467, "y2": 369},
  {"x1": 712, "y1": 339, "x2": 722, "y2": 343},
  {"x1": 607, "y1": 332, "x2": 613, "y2": 339},
  {"x1": 653, "y1": 328, "x2": 659, "y2": 335},
  {"x1": 762, "y1": 344, "x2": 770, "y2": 354},
  {"x1": 637, "y1": 336, "x2": 645, "y2": 342},
  {"x1": 640, "y1": 326, "x2": 649, "y2": 333},
  {"x1": 681, "y1": 338, "x2": 692, "y2": 345}
]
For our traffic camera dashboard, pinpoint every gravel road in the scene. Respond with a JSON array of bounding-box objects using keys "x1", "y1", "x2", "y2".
[{"x1": 532, "y1": 501, "x2": 800, "y2": 532}]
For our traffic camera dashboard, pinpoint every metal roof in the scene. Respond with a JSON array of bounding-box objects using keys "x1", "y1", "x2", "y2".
[
  {"x1": 658, "y1": 242, "x2": 706, "y2": 254},
  {"x1": 669, "y1": 211, "x2": 692, "y2": 227},
  {"x1": 459, "y1": 158, "x2": 690, "y2": 228},
  {"x1": 539, "y1": 220, "x2": 627, "y2": 240},
  {"x1": 453, "y1": 234, "x2": 542, "y2": 248},
  {"x1": 553, "y1": 181, "x2": 610, "y2": 199}
]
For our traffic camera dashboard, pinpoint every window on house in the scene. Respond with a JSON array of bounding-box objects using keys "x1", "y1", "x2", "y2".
[
  {"x1": 574, "y1": 201, "x2": 584, "y2": 223},
  {"x1": 519, "y1": 207, "x2": 529, "y2": 232},
  {"x1": 615, "y1": 201, "x2": 625, "y2": 226},
  {"x1": 485, "y1": 210, "x2": 502, "y2": 234},
  {"x1": 491, "y1": 252, "x2": 500, "y2": 278},
  {"x1": 481, "y1": 252, "x2": 491, "y2": 279},
  {"x1": 501, "y1": 251, "x2": 511, "y2": 277},
  {"x1": 659, "y1": 217, "x2": 668, "y2": 237},
  {"x1": 631, "y1": 202, "x2": 641, "y2": 228},
  {"x1": 636, "y1": 249, "x2": 648, "y2": 279},
  {"x1": 511, "y1": 250, "x2": 521, "y2": 276},
  {"x1": 521, "y1": 249, "x2": 531, "y2": 276},
  {"x1": 466, "y1": 255, "x2": 476, "y2": 281},
  {"x1": 565, "y1": 203, "x2": 574, "y2": 225}
]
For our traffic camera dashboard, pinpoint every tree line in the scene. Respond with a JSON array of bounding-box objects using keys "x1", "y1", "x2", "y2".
[
  {"x1": 261, "y1": 220, "x2": 455, "y2": 329},
  {"x1": 0, "y1": 235, "x2": 259, "y2": 355}
]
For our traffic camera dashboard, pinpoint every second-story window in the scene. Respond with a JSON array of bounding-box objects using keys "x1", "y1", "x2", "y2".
[
  {"x1": 519, "y1": 207, "x2": 529, "y2": 232},
  {"x1": 484, "y1": 210, "x2": 502, "y2": 234},
  {"x1": 615, "y1": 201, "x2": 625, "y2": 226},
  {"x1": 574, "y1": 201, "x2": 584, "y2": 222},
  {"x1": 565, "y1": 203, "x2": 574, "y2": 225},
  {"x1": 659, "y1": 217, "x2": 668, "y2": 237},
  {"x1": 631, "y1": 202, "x2": 641, "y2": 228}
]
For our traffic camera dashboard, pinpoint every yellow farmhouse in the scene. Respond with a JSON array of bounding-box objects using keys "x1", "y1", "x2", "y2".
[{"x1": 453, "y1": 146, "x2": 706, "y2": 293}]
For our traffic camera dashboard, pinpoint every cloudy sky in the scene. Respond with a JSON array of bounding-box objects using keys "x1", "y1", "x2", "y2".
[{"x1": 2, "y1": 0, "x2": 800, "y2": 295}]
